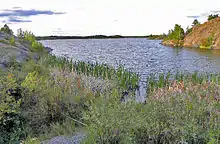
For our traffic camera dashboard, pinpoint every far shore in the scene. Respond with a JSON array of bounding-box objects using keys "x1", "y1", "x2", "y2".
[{"x1": 36, "y1": 35, "x2": 164, "y2": 40}]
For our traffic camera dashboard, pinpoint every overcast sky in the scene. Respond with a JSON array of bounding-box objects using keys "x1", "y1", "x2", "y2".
[{"x1": 0, "y1": 0, "x2": 219, "y2": 36}]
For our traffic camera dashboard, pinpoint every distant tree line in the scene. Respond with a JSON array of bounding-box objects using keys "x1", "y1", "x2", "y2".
[
  {"x1": 36, "y1": 35, "x2": 151, "y2": 40},
  {"x1": 147, "y1": 34, "x2": 166, "y2": 40}
]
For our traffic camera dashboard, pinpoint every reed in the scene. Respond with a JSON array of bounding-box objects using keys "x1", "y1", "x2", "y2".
[
  {"x1": 45, "y1": 55, "x2": 140, "y2": 93},
  {"x1": 147, "y1": 71, "x2": 220, "y2": 94}
]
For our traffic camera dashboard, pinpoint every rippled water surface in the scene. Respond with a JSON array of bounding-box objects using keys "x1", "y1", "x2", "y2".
[{"x1": 41, "y1": 38, "x2": 220, "y2": 100}]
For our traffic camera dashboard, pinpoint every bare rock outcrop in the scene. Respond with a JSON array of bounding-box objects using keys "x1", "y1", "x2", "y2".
[
  {"x1": 0, "y1": 31, "x2": 52, "y2": 69},
  {"x1": 183, "y1": 17, "x2": 220, "y2": 49}
]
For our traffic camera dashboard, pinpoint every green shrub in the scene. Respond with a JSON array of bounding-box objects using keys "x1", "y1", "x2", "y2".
[
  {"x1": 0, "y1": 74, "x2": 25, "y2": 143},
  {"x1": 185, "y1": 26, "x2": 193, "y2": 35},
  {"x1": 9, "y1": 36, "x2": 16, "y2": 46},
  {"x1": 200, "y1": 35, "x2": 214, "y2": 49},
  {"x1": 38, "y1": 120, "x2": 76, "y2": 141},
  {"x1": 20, "y1": 69, "x2": 96, "y2": 136},
  {"x1": 6, "y1": 56, "x2": 20, "y2": 69},
  {"x1": 164, "y1": 24, "x2": 185, "y2": 41},
  {"x1": 31, "y1": 40, "x2": 45, "y2": 52},
  {"x1": 22, "y1": 59, "x2": 49, "y2": 74},
  {"x1": 17, "y1": 28, "x2": 46, "y2": 52},
  {"x1": 22, "y1": 137, "x2": 41, "y2": 144}
]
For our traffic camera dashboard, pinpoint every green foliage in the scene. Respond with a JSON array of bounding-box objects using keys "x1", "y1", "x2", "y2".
[
  {"x1": 208, "y1": 14, "x2": 219, "y2": 21},
  {"x1": 0, "y1": 74, "x2": 25, "y2": 143},
  {"x1": 0, "y1": 74, "x2": 20, "y2": 121},
  {"x1": 19, "y1": 67, "x2": 97, "y2": 137},
  {"x1": 9, "y1": 36, "x2": 16, "y2": 46},
  {"x1": 17, "y1": 28, "x2": 24, "y2": 39},
  {"x1": 22, "y1": 137, "x2": 41, "y2": 144},
  {"x1": 17, "y1": 28, "x2": 45, "y2": 52},
  {"x1": 84, "y1": 73, "x2": 220, "y2": 143},
  {"x1": 1, "y1": 32, "x2": 220, "y2": 144},
  {"x1": 17, "y1": 29, "x2": 35, "y2": 42},
  {"x1": 185, "y1": 26, "x2": 193, "y2": 35},
  {"x1": 192, "y1": 19, "x2": 200, "y2": 27},
  {"x1": 0, "y1": 24, "x2": 13, "y2": 35},
  {"x1": 200, "y1": 34, "x2": 214, "y2": 49},
  {"x1": 147, "y1": 34, "x2": 166, "y2": 40},
  {"x1": 5, "y1": 56, "x2": 20, "y2": 69},
  {"x1": 46, "y1": 55, "x2": 139, "y2": 93},
  {"x1": 31, "y1": 40, "x2": 45, "y2": 52},
  {"x1": 39, "y1": 120, "x2": 76, "y2": 140},
  {"x1": 21, "y1": 59, "x2": 50, "y2": 76},
  {"x1": 164, "y1": 24, "x2": 185, "y2": 41}
]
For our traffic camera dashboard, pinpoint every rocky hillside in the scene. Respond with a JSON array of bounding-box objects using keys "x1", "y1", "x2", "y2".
[
  {"x1": 184, "y1": 17, "x2": 220, "y2": 49},
  {"x1": 0, "y1": 31, "x2": 51, "y2": 69},
  {"x1": 0, "y1": 32, "x2": 31, "y2": 69}
]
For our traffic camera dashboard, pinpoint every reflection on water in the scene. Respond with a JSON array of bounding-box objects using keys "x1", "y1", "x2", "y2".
[{"x1": 41, "y1": 39, "x2": 220, "y2": 101}]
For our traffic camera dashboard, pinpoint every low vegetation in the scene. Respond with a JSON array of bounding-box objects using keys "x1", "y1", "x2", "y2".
[
  {"x1": 147, "y1": 34, "x2": 166, "y2": 40},
  {"x1": 200, "y1": 34, "x2": 214, "y2": 49},
  {"x1": 165, "y1": 24, "x2": 185, "y2": 41},
  {"x1": 0, "y1": 25, "x2": 219, "y2": 144},
  {"x1": 17, "y1": 28, "x2": 45, "y2": 52},
  {"x1": 163, "y1": 24, "x2": 185, "y2": 47},
  {"x1": 185, "y1": 19, "x2": 201, "y2": 36},
  {"x1": 9, "y1": 36, "x2": 16, "y2": 46},
  {"x1": 208, "y1": 14, "x2": 219, "y2": 21}
]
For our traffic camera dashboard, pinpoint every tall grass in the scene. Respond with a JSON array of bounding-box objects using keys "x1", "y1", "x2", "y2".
[
  {"x1": 45, "y1": 55, "x2": 139, "y2": 93},
  {"x1": 147, "y1": 71, "x2": 220, "y2": 94},
  {"x1": 84, "y1": 72, "x2": 220, "y2": 144}
]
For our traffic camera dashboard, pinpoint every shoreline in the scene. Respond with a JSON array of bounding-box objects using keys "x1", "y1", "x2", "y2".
[{"x1": 36, "y1": 35, "x2": 164, "y2": 40}]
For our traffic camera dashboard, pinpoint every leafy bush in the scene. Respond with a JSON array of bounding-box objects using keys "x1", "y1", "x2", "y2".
[
  {"x1": 9, "y1": 36, "x2": 16, "y2": 46},
  {"x1": 17, "y1": 29, "x2": 46, "y2": 52},
  {"x1": 20, "y1": 68, "x2": 97, "y2": 137},
  {"x1": 165, "y1": 24, "x2": 185, "y2": 41},
  {"x1": 0, "y1": 74, "x2": 25, "y2": 143},
  {"x1": 17, "y1": 29, "x2": 35, "y2": 43},
  {"x1": 31, "y1": 40, "x2": 45, "y2": 52}
]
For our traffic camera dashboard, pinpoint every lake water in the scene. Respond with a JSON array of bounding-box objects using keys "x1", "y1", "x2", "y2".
[{"x1": 41, "y1": 38, "x2": 220, "y2": 101}]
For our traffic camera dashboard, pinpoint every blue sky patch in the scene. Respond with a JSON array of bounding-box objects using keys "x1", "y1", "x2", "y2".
[{"x1": 0, "y1": 7, "x2": 65, "y2": 23}]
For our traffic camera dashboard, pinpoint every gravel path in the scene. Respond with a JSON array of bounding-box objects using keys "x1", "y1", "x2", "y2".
[{"x1": 41, "y1": 133, "x2": 86, "y2": 144}]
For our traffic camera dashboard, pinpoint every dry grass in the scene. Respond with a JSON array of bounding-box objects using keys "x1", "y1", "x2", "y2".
[{"x1": 149, "y1": 80, "x2": 220, "y2": 115}]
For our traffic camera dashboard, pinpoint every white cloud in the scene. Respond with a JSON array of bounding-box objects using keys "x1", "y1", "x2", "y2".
[{"x1": 0, "y1": 0, "x2": 220, "y2": 36}]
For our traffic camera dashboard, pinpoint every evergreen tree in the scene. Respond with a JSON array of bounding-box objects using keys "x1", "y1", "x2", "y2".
[
  {"x1": 208, "y1": 14, "x2": 219, "y2": 21},
  {"x1": 192, "y1": 19, "x2": 200, "y2": 27},
  {"x1": 0, "y1": 24, "x2": 13, "y2": 35}
]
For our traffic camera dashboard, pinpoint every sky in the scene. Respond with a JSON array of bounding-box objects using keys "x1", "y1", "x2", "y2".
[{"x1": 0, "y1": 0, "x2": 220, "y2": 36}]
